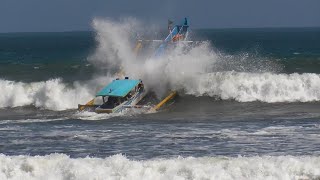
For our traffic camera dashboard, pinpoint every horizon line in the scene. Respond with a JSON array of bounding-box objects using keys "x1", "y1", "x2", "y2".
[{"x1": 1, "y1": 26, "x2": 320, "y2": 34}]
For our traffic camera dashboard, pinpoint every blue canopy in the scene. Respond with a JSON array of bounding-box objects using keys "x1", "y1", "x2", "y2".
[{"x1": 96, "y1": 79, "x2": 140, "y2": 97}]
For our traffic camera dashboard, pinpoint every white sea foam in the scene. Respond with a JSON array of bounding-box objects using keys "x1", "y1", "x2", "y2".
[
  {"x1": 0, "y1": 154, "x2": 319, "y2": 180},
  {"x1": 0, "y1": 118, "x2": 67, "y2": 125},
  {"x1": 73, "y1": 110, "x2": 121, "y2": 120},
  {"x1": 73, "y1": 104, "x2": 150, "y2": 120}
]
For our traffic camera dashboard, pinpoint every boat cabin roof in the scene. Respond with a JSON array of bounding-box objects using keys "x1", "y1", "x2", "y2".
[{"x1": 96, "y1": 79, "x2": 140, "y2": 97}]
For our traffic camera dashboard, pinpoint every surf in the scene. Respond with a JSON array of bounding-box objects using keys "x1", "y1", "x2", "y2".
[{"x1": 0, "y1": 154, "x2": 319, "y2": 180}]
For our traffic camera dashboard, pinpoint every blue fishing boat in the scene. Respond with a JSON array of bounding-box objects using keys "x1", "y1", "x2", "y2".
[{"x1": 78, "y1": 78, "x2": 146, "y2": 113}]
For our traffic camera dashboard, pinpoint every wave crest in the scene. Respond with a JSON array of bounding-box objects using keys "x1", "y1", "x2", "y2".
[
  {"x1": 182, "y1": 72, "x2": 320, "y2": 102},
  {"x1": 0, "y1": 79, "x2": 93, "y2": 110}
]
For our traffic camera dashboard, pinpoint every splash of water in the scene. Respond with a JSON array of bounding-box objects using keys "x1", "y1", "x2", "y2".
[{"x1": 90, "y1": 18, "x2": 318, "y2": 104}]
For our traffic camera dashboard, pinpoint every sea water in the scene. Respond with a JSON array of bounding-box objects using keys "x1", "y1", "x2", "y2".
[{"x1": 0, "y1": 19, "x2": 320, "y2": 179}]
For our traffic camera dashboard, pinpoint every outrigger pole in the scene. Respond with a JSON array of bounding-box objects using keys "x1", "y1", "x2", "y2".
[
  {"x1": 133, "y1": 41, "x2": 143, "y2": 54},
  {"x1": 152, "y1": 91, "x2": 177, "y2": 111},
  {"x1": 78, "y1": 98, "x2": 95, "y2": 111}
]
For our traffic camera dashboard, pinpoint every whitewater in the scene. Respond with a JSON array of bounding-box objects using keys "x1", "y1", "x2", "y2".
[{"x1": 1, "y1": 154, "x2": 320, "y2": 180}]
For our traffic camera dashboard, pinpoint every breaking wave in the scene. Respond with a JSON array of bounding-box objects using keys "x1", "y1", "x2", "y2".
[
  {"x1": 0, "y1": 154, "x2": 319, "y2": 180},
  {"x1": 2, "y1": 71, "x2": 319, "y2": 111},
  {"x1": 0, "y1": 79, "x2": 93, "y2": 111},
  {"x1": 179, "y1": 72, "x2": 320, "y2": 103}
]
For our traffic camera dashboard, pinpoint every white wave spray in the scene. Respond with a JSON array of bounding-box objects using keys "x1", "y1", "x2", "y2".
[
  {"x1": 90, "y1": 18, "x2": 320, "y2": 103},
  {"x1": 0, "y1": 154, "x2": 320, "y2": 180}
]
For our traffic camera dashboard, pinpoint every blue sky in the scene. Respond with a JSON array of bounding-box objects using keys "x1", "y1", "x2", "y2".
[{"x1": 1, "y1": 0, "x2": 319, "y2": 32}]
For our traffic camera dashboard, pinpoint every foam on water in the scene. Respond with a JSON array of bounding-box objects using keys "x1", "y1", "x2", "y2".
[
  {"x1": 72, "y1": 104, "x2": 151, "y2": 120},
  {"x1": 0, "y1": 154, "x2": 319, "y2": 180},
  {"x1": 0, "y1": 118, "x2": 68, "y2": 125},
  {"x1": 73, "y1": 110, "x2": 122, "y2": 121}
]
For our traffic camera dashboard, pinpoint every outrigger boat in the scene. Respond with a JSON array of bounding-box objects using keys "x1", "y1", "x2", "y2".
[
  {"x1": 78, "y1": 77, "x2": 146, "y2": 113},
  {"x1": 78, "y1": 18, "x2": 191, "y2": 113}
]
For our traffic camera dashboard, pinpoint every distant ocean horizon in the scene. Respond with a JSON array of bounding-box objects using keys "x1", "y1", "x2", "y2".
[{"x1": 1, "y1": 26, "x2": 320, "y2": 33}]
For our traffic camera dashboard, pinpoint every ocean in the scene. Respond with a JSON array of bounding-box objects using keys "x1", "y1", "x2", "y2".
[{"x1": 0, "y1": 19, "x2": 320, "y2": 179}]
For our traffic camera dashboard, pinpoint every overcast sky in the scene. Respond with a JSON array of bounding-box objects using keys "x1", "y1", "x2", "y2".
[{"x1": 1, "y1": 0, "x2": 320, "y2": 32}]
